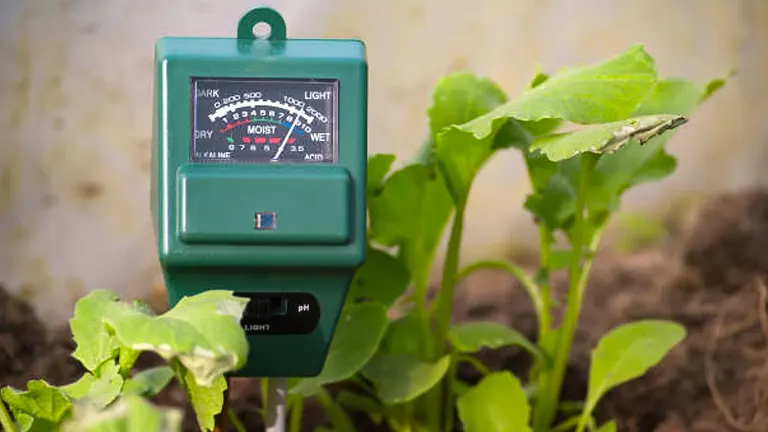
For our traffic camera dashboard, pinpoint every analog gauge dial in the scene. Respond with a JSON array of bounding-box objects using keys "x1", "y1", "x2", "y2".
[{"x1": 191, "y1": 78, "x2": 337, "y2": 164}]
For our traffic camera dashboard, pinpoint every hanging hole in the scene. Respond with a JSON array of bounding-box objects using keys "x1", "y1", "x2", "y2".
[{"x1": 253, "y1": 22, "x2": 272, "y2": 39}]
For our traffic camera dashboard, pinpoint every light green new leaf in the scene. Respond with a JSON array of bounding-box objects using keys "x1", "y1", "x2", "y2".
[
  {"x1": 62, "y1": 395, "x2": 182, "y2": 432},
  {"x1": 362, "y1": 353, "x2": 450, "y2": 405},
  {"x1": 582, "y1": 320, "x2": 685, "y2": 423},
  {"x1": 448, "y1": 321, "x2": 545, "y2": 364},
  {"x1": 123, "y1": 366, "x2": 175, "y2": 397},
  {"x1": 77, "y1": 290, "x2": 249, "y2": 387},
  {"x1": 84, "y1": 361, "x2": 124, "y2": 408},
  {"x1": 70, "y1": 290, "x2": 121, "y2": 373},
  {"x1": 1, "y1": 380, "x2": 72, "y2": 432},
  {"x1": 458, "y1": 44, "x2": 657, "y2": 143},
  {"x1": 457, "y1": 372, "x2": 532, "y2": 432},
  {"x1": 290, "y1": 302, "x2": 389, "y2": 397},
  {"x1": 176, "y1": 370, "x2": 227, "y2": 432},
  {"x1": 348, "y1": 248, "x2": 410, "y2": 306},
  {"x1": 61, "y1": 373, "x2": 97, "y2": 400},
  {"x1": 530, "y1": 114, "x2": 687, "y2": 162}
]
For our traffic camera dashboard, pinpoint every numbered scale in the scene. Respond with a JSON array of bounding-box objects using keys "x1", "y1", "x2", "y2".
[{"x1": 191, "y1": 78, "x2": 338, "y2": 164}]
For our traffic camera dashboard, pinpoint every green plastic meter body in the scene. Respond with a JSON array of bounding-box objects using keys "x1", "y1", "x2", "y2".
[{"x1": 150, "y1": 7, "x2": 367, "y2": 377}]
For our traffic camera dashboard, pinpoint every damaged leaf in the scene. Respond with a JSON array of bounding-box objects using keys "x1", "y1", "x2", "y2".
[
  {"x1": 530, "y1": 114, "x2": 688, "y2": 161},
  {"x1": 70, "y1": 290, "x2": 249, "y2": 388}
]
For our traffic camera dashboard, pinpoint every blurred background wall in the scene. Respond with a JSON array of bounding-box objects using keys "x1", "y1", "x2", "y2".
[{"x1": 1, "y1": 0, "x2": 766, "y2": 325}]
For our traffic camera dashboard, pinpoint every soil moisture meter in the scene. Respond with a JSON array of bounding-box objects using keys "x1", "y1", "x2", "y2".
[{"x1": 151, "y1": 6, "x2": 367, "y2": 377}]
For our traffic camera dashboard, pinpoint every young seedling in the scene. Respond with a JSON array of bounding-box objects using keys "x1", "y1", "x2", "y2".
[
  {"x1": 0, "y1": 290, "x2": 249, "y2": 432},
  {"x1": 281, "y1": 44, "x2": 726, "y2": 432}
]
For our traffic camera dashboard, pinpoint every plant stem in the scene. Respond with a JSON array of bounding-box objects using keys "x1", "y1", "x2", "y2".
[
  {"x1": 428, "y1": 204, "x2": 466, "y2": 432},
  {"x1": 316, "y1": 388, "x2": 355, "y2": 432},
  {"x1": 432, "y1": 204, "x2": 465, "y2": 338},
  {"x1": 289, "y1": 395, "x2": 303, "y2": 432},
  {"x1": 537, "y1": 225, "x2": 553, "y2": 341},
  {"x1": 0, "y1": 399, "x2": 16, "y2": 432},
  {"x1": 455, "y1": 259, "x2": 544, "y2": 334},
  {"x1": 228, "y1": 409, "x2": 247, "y2": 432},
  {"x1": 443, "y1": 350, "x2": 459, "y2": 432},
  {"x1": 532, "y1": 153, "x2": 598, "y2": 432},
  {"x1": 260, "y1": 378, "x2": 269, "y2": 420},
  {"x1": 457, "y1": 354, "x2": 491, "y2": 376},
  {"x1": 550, "y1": 415, "x2": 581, "y2": 432}
]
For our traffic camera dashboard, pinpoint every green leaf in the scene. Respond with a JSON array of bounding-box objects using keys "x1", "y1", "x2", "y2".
[
  {"x1": 84, "y1": 361, "x2": 124, "y2": 408},
  {"x1": 368, "y1": 164, "x2": 430, "y2": 245},
  {"x1": 530, "y1": 114, "x2": 687, "y2": 162},
  {"x1": 1, "y1": 380, "x2": 72, "y2": 431},
  {"x1": 70, "y1": 290, "x2": 121, "y2": 373},
  {"x1": 583, "y1": 320, "x2": 685, "y2": 422},
  {"x1": 429, "y1": 73, "x2": 511, "y2": 204},
  {"x1": 368, "y1": 162, "x2": 453, "y2": 289},
  {"x1": 585, "y1": 77, "x2": 726, "y2": 217},
  {"x1": 367, "y1": 153, "x2": 397, "y2": 194},
  {"x1": 74, "y1": 290, "x2": 249, "y2": 387},
  {"x1": 380, "y1": 312, "x2": 427, "y2": 359},
  {"x1": 290, "y1": 302, "x2": 389, "y2": 397},
  {"x1": 523, "y1": 172, "x2": 577, "y2": 230},
  {"x1": 457, "y1": 372, "x2": 532, "y2": 432},
  {"x1": 123, "y1": 366, "x2": 175, "y2": 397},
  {"x1": 519, "y1": 72, "x2": 563, "y2": 136},
  {"x1": 428, "y1": 72, "x2": 508, "y2": 136},
  {"x1": 596, "y1": 420, "x2": 618, "y2": 432},
  {"x1": 458, "y1": 44, "x2": 658, "y2": 142},
  {"x1": 176, "y1": 369, "x2": 227, "y2": 432},
  {"x1": 62, "y1": 395, "x2": 182, "y2": 432},
  {"x1": 362, "y1": 353, "x2": 450, "y2": 405},
  {"x1": 448, "y1": 321, "x2": 544, "y2": 364},
  {"x1": 348, "y1": 248, "x2": 410, "y2": 306},
  {"x1": 61, "y1": 374, "x2": 97, "y2": 400},
  {"x1": 118, "y1": 346, "x2": 141, "y2": 376},
  {"x1": 396, "y1": 167, "x2": 453, "y2": 289}
]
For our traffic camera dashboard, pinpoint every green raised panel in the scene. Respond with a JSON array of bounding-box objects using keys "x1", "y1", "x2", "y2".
[{"x1": 178, "y1": 165, "x2": 352, "y2": 246}]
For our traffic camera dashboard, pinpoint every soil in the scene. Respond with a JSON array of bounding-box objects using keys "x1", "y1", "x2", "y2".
[{"x1": 3, "y1": 188, "x2": 768, "y2": 432}]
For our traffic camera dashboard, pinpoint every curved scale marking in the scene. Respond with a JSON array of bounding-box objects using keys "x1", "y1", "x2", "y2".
[{"x1": 208, "y1": 100, "x2": 314, "y2": 124}]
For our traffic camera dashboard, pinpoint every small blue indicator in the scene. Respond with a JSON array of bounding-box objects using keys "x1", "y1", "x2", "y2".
[{"x1": 255, "y1": 211, "x2": 277, "y2": 230}]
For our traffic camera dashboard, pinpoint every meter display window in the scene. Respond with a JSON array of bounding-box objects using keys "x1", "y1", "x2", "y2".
[{"x1": 191, "y1": 77, "x2": 338, "y2": 164}]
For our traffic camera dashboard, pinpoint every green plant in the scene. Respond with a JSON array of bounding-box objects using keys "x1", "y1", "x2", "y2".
[
  {"x1": 0, "y1": 290, "x2": 249, "y2": 432},
  {"x1": 285, "y1": 44, "x2": 726, "y2": 432}
]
